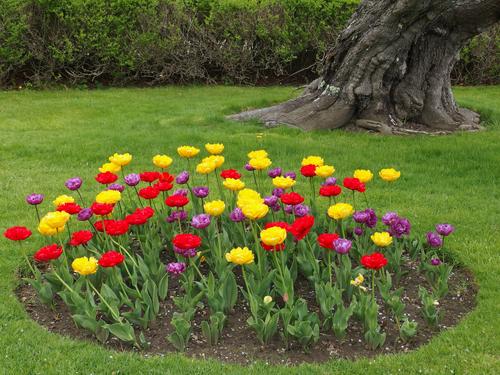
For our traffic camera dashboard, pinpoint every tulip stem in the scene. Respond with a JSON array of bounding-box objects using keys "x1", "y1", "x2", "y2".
[
  {"x1": 214, "y1": 168, "x2": 225, "y2": 201},
  {"x1": 190, "y1": 258, "x2": 208, "y2": 289},
  {"x1": 19, "y1": 241, "x2": 37, "y2": 277},
  {"x1": 53, "y1": 270, "x2": 76, "y2": 295},
  {"x1": 327, "y1": 251, "x2": 332, "y2": 285},
  {"x1": 363, "y1": 192, "x2": 369, "y2": 207},
  {"x1": 241, "y1": 267, "x2": 252, "y2": 299},
  {"x1": 250, "y1": 221, "x2": 265, "y2": 278},
  {"x1": 240, "y1": 221, "x2": 248, "y2": 247},
  {"x1": 371, "y1": 270, "x2": 375, "y2": 301},
  {"x1": 34, "y1": 206, "x2": 41, "y2": 224},
  {"x1": 252, "y1": 171, "x2": 259, "y2": 193},
  {"x1": 133, "y1": 186, "x2": 144, "y2": 208},
  {"x1": 272, "y1": 250, "x2": 289, "y2": 304},
  {"x1": 87, "y1": 279, "x2": 122, "y2": 322},
  {"x1": 76, "y1": 190, "x2": 87, "y2": 207},
  {"x1": 56, "y1": 232, "x2": 70, "y2": 271},
  {"x1": 122, "y1": 260, "x2": 141, "y2": 295},
  {"x1": 110, "y1": 238, "x2": 139, "y2": 268},
  {"x1": 216, "y1": 217, "x2": 223, "y2": 261}
]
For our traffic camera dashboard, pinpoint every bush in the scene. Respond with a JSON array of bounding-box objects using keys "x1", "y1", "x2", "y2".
[{"x1": 0, "y1": 0, "x2": 497, "y2": 87}]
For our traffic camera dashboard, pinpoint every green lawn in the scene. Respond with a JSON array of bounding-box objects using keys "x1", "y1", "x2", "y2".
[{"x1": 0, "y1": 86, "x2": 499, "y2": 374}]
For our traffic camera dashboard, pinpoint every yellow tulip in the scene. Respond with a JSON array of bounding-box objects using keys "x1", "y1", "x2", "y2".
[
  {"x1": 99, "y1": 162, "x2": 121, "y2": 173},
  {"x1": 353, "y1": 169, "x2": 374, "y2": 183},
  {"x1": 237, "y1": 188, "x2": 263, "y2": 208},
  {"x1": 315, "y1": 165, "x2": 335, "y2": 178},
  {"x1": 109, "y1": 153, "x2": 132, "y2": 166},
  {"x1": 225, "y1": 247, "x2": 254, "y2": 265},
  {"x1": 371, "y1": 231, "x2": 393, "y2": 247},
  {"x1": 205, "y1": 143, "x2": 224, "y2": 155},
  {"x1": 350, "y1": 273, "x2": 365, "y2": 286},
  {"x1": 177, "y1": 146, "x2": 200, "y2": 158},
  {"x1": 272, "y1": 176, "x2": 296, "y2": 190},
  {"x1": 152, "y1": 154, "x2": 173, "y2": 168},
  {"x1": 327, "y1": 203, "x2": 354, "y2": 220},
  {"x1": 301, "y1": 155, "x2": 324, "y2": 167},
  {"x1": 242, "y1": 203, "x2": 269, "y2": 220},
  {"x1": 72, "y1": 257, "x2": 99, "y2": 276},
  {"x1": 249, "y1": 157, "x2": 272, "y2": 170},
  {"x1": 53, "y1": 194, "x2": 75, "y2": 207},
  {"x1": 223, "y1": 178, "x2": 245, "y2": 191},
  {"x1": 38, "y1": 219, "x2": 61, "y2": 236},
  {"x1": 42, "y1": 211, "x2": 70, "y2": 229},
  {"x1": 379, "y1": 168, "x2": 401, "y2": 182},
  {"x1": 247, "y1": 150, "x2": 268, "y2": 159},
  {"x1": 202, "y1": 155, "x2": 224, "y2": 168},
  {"x1": 95, "y1": 190, "x2": 121, "y2": 204},
  {"x1": 196, "y1": 160, "x2": 216, "y2": 174},
  {"x1": 204, "y1": 200, "x2": 225, "y2": 216},
  {"x1": 260, "y1": 226, "x2": 287, "y2": 246}
]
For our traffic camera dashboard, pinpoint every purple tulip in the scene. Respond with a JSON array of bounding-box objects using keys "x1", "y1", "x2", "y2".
[
  {"x1": 268, "y1": 167, "x2": 282, "y2": 178},
  {"x1": 191, "y1": 214, "x2": 211, "y2": 229},
  {"x1": 270, "y1": 203, "x2": 281, "y2": 212},
  {"x1": 294, "y1": 204, "x2": 310, "y2": 217},
  {"x1": 353, "y1": 211, "x2": 369, "y2": 224},
  {"x1": 229, "y1": 207, "x2": 246, "y2": 222},
  {"x1": 167, "y1": 262, "x2": 187, "y2": 275},
  {"x1": 176, "y1": 171, "x2": 190, "y2": 185},
  {"x1": 322, "y1": 177, "x2": 337, "y2": 186},
  {"x1": 166, "y1": 210, "x2": 188, "y2": 223},
  {"x1": 365, "y1": 208, "x2": 378, "y2": 228},
  {"x1": 244, "y1": 163, "x2": 255, "y2": 171},
  {"x1": 353, "y1": 208, "x2": 377, "y2": 228},
  {"x1": 390, "y1": 217, "x2": 411, "y2": 238},
  {"x1": 107, "y1": 183, "x2": 125, "y2": 192},
  {"x1": 192, "y1": 186, "x2": 209, "y2": 198},
  {"x1": 354, "y1": 227, "x2": 364, "y2": 236},
  {"x1": 382, "y1": 211, "x2": 399, "y2": 226},
  {"x1": 173, "y1": 188, "x2": 189, "y2": 197},
  {"x1": 272, "y1": 188, "x2": 284, "y2": 197},
  {"x1": 77, "y1": 208, "x2": 93, "y2": 221},
  {"x1": 65, "y1": 177, "x2": 82, "y2": 191},
  {"x1": 431, "y1": 258, "x2": 442, "y2": 266},
  {"x1": 26, "y1": 193, "x2": 44, "y2": 205},
  {"x1": 334, "y1": 238, "x2": 352, "y2": 254},
  {"x1": 283, "y1": 171, "x2": 296, "y2": 180},
  {"x1": 264, "y1": 195, "x2": 278, "y2": 207},
  {"x1": 426, "y1": 232, "x2": 443, "y2": 248},
  {"x1": 173, "y1": 246, "x2": 197, "y2": 258},
  {"x1": 124, "y1": 173, "x2": 140, "y2": 186},
  {"x1": 436, "y1": 223, "x2": 455, "y2": 237},
  {"x1": 284, "y1": 205, "x2": 294, "y2": 215}
]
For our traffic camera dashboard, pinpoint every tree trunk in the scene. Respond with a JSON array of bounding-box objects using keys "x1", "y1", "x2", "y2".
[{"x1": 229, "y1": 0, "x2": 500, "y2": 134}]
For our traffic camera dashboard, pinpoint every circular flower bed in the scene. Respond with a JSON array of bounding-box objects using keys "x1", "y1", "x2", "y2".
[{"x1": 7, "y1": 146, "x2": 476, "y2": 364}]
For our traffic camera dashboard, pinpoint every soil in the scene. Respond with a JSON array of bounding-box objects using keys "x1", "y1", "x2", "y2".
[{"x1": 16, "y1": 262, "x2": 477, "y2": 366}]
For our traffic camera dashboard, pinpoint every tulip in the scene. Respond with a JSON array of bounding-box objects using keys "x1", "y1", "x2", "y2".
[
  {"x1": 65, "y1": 177, "x2": 83, "y2": 191},
  {"x1": 371, "y1": 231, "x2": 393, "y2": 247},
  {"x1": 225, "y1": 247, "x2": 254, "y2": 265}
]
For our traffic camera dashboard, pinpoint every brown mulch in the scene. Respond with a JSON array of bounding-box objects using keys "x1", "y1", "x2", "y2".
[{"x1": 16, "y1": 263, "x2": 477, "y2": 365}]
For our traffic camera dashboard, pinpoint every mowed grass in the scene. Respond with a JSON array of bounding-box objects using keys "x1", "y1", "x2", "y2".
[{"x1": 0, "y1": 85, "x2": 499, "y2": 374}]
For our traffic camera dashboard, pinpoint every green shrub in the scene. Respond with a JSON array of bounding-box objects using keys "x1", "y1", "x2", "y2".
[{"x1": 0, "y1": 0, "x2": 497, "y2": 87}]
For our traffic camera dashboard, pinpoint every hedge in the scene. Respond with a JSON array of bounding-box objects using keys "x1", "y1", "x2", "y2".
[{"x1": 0, "y1": 0, "x2": 498, "y2": 87}]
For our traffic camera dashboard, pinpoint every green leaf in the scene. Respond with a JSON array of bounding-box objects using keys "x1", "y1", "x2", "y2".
[
  {"x1": 158, "y1": 273, "x2": 169, "y2": 300},
  {"x1": 103, "y1": 322, "x2": 136, "y2": 343}
]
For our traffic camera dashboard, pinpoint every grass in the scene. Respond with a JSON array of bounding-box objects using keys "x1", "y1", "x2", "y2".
[{"x1": 0, "y1": 85, "x2": 499, "y2": 374}]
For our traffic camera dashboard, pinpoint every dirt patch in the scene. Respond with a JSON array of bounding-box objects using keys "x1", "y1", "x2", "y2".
[{"x1": 16, "y1": 264, "x2": 477, "y2": 365}]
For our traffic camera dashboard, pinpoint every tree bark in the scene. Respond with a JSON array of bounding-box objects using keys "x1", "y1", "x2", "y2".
[{"x1": 229, "y1": 0, "x2": 500, "y2": 133}]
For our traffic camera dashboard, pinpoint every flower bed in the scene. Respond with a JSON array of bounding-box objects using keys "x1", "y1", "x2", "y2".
[{"x1": 6, "y1": 146, "x2": 475, "y2": 362}]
